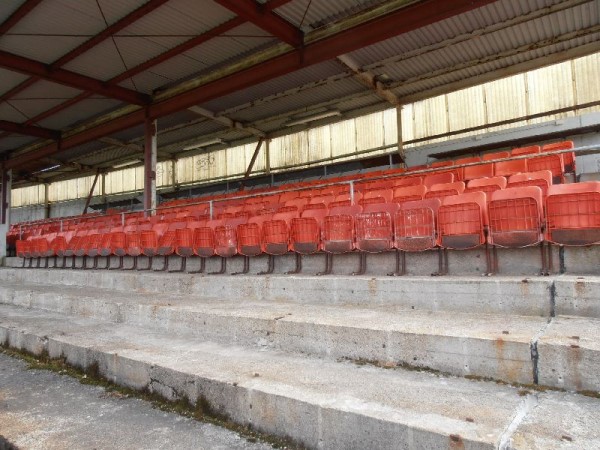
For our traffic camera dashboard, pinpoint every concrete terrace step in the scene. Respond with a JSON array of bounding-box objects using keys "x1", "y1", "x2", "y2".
[
  {"x1": 1, "y1": 303, "x2": 599, "y2": 450},
  {"x1": 0, "y1": 280, "x2": 544, "y2": 386},
  {"x1": 1, "y1": 279, "x2": 600, "y2": 392},
  {"x1": 0, "y1": 267, "x2": 564, "y2": 317}
]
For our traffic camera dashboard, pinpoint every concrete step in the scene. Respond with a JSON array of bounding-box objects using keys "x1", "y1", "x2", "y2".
[
  {"x1": 1, "y1": 303, "x2": 599, "y2": 450},
  {"x1": 0, "y1": 267, "x2": 563, "y2": 317},
  {"x1": 0, "y1": 352, "x2": 275, "y2": 450},
  {"x1": 1, "y1": 279, "x2": 600, "y2": 392},
  {"x1": 3, "y1": 266, "x2": 600, "y2": 319}
]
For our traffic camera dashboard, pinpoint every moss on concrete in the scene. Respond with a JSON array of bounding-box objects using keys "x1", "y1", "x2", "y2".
[{"x1": 0, "y1": 345, "x2": 305, "y2": 450}]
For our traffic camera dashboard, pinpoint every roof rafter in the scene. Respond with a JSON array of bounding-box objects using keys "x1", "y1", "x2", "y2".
[
  {"x1": 0, "y1": 50, "x2": 151, "y2": 105},
  {"x1": 0, "y1": 0, "x2": 171, "y2": 105},
  {"x1": 0, "y1": 1, "x2": 294, "y2": 139},
  {"x1": 5, "y1": 0, "x2": 497, "y2": 169},
  {"x1": 336, "y1": 54, "x2": 400, "y2": 106},
  {"x1": 214, "y1": 0, "x2": 303, "y2": 47},
  {"x1": 188, "y1": 106, "x2": 266, "y2": 137},
  {"x1": 0, "y1": 120, "x2": 60, "y2": 140},
  {"x1": 0, "y1": 0, "x2": 44, "y2": 36}
]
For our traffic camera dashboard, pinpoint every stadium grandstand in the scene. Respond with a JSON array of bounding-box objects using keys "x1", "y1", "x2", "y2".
[{"x1": 1, "y1": 0, "x2": 600, "y2": 448}]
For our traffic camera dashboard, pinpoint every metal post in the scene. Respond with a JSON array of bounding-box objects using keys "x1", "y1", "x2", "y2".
[
  {"x1": 144, "y1": 116, "x2": 157, "y2": 217},
  {"x1": 83, "y1": 169, "x2": 100, "y2": 215},
  {"x1": 1, "y1": 169, "x2": 11, "y2": 225},
  {"x1": 121, "y1": 212, "x2": 125, "y2": 226},
  {"x1": 43, "y1": 183, "x2": 50, "y2": 219},
  {"x1": 60, "y1": 220, "x2": 63, "y2": 232},
  {"x1": 244, "y1": 138, "x2": 264, "y2": 179},
  {"x1": 396, "y1": 105, "x2": 406, "y2": 167},
  {"x1": 265, "y1": 138, "x2": 271, "y2": 175},
  {"x1": 349, "y1": 181, "x2": 355, "y2": 205},
  {"x1": 209, "y1": 200, "x2": 213, "y2": 220}
]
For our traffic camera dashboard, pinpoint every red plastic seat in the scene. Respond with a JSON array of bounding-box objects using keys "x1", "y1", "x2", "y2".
[
  {"x1": 542, "y1": 140, "x2": 575, "y2": 173},
  {"x1": 392, "y1": 184, "x2": 427, "y2": 204},
  {"x1": 194, "y1": 219, "x2": 222, "y2": 258},
  {"x1": 546, "y1": 182, "x2": 600, "y2": 245},
  {"x1": 355, "y1": 203, "x2": 399, "y2": 253},
  {"x1": 494, "y1": 158, "x2": 527, "y2": 177},
  {"x1": 507, "y1": 170, "x2": 553, "y2": 197},
  {"x1": 362, "y1": 188, "x2": 393, "y2": 204},
  {"x1": 465, "y1": 177, "x2": 506, "y2": 197},
  {"x1": 393, "y1": 198, "x2": 441, "y2": 252},
  {"x1": 511, "y1": 145, "x2": 540, "y2": 156},
  {"x1": 215, "y1": 216, "x2": 248, "y2": 258},
  {"x1": 526, "y1": 147, "x2": 565, "y2": 184},
  {"x1": 438, "y1": 192, "x2": 488, "y2": 250},
  {"x1": 424, "y1": 181, "x2": 465, "y2": 200},
  {"x1": 430, "y1": 161, "x2": 453, "y2": 168},
  {"x1": 488, "y1": 187, "x2": 543, "y2": 248},
  {"x1": 423, "y1": 172, "x2": 454, "y2": 188},
  {"x1": 392, "y1": 176, "x2": 422, "y2": 188},
  {"x1": 290, "y1": 208, "x2": 328, "y2": 255},
  {"x1": 322, "y1": 205, "x2": 362, "y2": 254},
  {"x1": 262, "y1": 211, "x2": 298, "y2": 255},
  {"x1": 238, "y1": 214, "x2": 272, "y2": 257},
  {"x1": 454, "y1": 156, "x2": 481, "y2": 181}
]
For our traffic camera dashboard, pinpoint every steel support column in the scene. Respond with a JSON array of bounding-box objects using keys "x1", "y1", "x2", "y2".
[
  {"x1": 83, "y1": 169, "x2": 101, "y2": 214},
  {"x1": 1, "y1": 169, "x2": 11, "y2": 225},
  {"x1": 43, "y1": 183, "x2": 50, "y2": 219},
  {"x1": 396, "y1": 105, "x2": 406, "y2": 167},
  {"x1": 144, "y1": 117, "x2": 158, "y2": 217}
]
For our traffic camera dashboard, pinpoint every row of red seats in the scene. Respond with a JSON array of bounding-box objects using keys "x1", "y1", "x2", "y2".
[{"x1": 16, "y1": 181, "x2": 600, "y2": 276}]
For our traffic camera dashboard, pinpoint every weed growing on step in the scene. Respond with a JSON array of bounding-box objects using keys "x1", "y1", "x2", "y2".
[
  {"x1": 339, "y1": 355, "x2": 600, "y2": 400},
  {"x1": 0, "y1": 345, "x2": 306, "y2": 450}
]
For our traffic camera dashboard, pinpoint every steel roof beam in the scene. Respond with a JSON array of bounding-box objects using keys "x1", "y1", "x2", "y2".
[
  {"x1": 0, "y1": 120, "x2": 60, "y2": 140},
  {"x1": 5, "y1": 0, "x2": 495, "y2": 169},
  {"x1": 188, "y1": 106, "x2": 266, "y2": 137},
  {"x1": 214, "y1": 0, "x2": 303, "y2": 47},
  {"x1": 0, "y1": 1, "x2": 294, "y2": 137},
  {"x1": 0, "y1": 0, "x2": 44, "y2": 36},
  {"x1": 0, "y1": 50, "x2": 150, "y2": 105},
  {"x1": 336, "y1": 54, "x2": 400, "y2": 106},
  {"x1": 0, "y1": 0, "x2": 170, "y2": 105}
]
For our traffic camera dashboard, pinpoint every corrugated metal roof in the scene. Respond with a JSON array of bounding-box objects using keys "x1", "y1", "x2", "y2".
[
  {"x1": 37, "y1": 98, "x2": 123, "y2": 130},
  {"x1": 275, "y1": 0, "x2": 387, "y2": 31}
]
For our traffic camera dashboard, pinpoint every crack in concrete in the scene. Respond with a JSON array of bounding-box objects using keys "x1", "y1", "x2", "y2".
[
  {"x1": 497, "y1": 393, "x2": 539, "y2": 450},
  {"x1": 529, "y1": 317, "x2": 553, "y2": 385}
]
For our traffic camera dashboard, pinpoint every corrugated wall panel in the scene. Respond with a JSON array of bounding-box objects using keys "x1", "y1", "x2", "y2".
[
  {"x1": 330, "y1": 119, "x2": 356, "y2": 159},
  {"x1": 176, "y1": 156, "x2": 194, "y2": 184},
  {"x1": 447, "y1": 85, "x2": 486, "y2": 135},
  {"x1": 527, "y1": 62, "x2": 575, "y2": 124},
  {"x1": 307, "y1": 125, "x2": 331, "y2": 163},
  {"x1": 383, "y1": 108, "x2": 398, "y2": 147},
  {"x1": 356, "y1": 111, "x2": 384, "y2": 152},
  {"x1": 227, "y1": 144, "x2": 247, "y2": 176},
  {"x1": 156, "y1": 161, "x2": 171, "y2": 187},
  {"x1": 484, "y1": 74, "x2": 528, "y2": 132},
  {"x1": 412, "y1": 95, "x2": 448, "y2": 144},
  {"x1": 574, "y1": 53, "x2": 600, "y2": 116}
]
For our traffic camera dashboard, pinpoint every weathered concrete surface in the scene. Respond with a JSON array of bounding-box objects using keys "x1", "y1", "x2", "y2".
[
  {"x1": 508, "y1": 392, "x2": 600, "y2": 449},
  {"x1": 6, "y1": 241, "x2": 567, "y2": 276},
  {"x1": 1, "y1": 304, "x2": 599, "y2": 450},
  {"x1": 537, "y1": 316, "x2": 600, "y2": 392},
  {"x1": 0, "y1": 304, "x2": 539, "y2": 450},
  {"x1": 0, "y1": 267, "x2": 555, "y2": 317},
  {"x1": 0, "y1": 281, "x2": 546, "y2": 385},
  {"x1": 0, "y1": 353, "x2": 273, "y2": 450},
  {"x1": 554, "y1": 276, "x2": 600, "y2": 318}
]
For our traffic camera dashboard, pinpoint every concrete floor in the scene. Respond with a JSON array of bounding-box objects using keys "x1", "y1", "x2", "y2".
[{"x1": 0, "y1": 352, "x2": 275, "y2": 450}]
